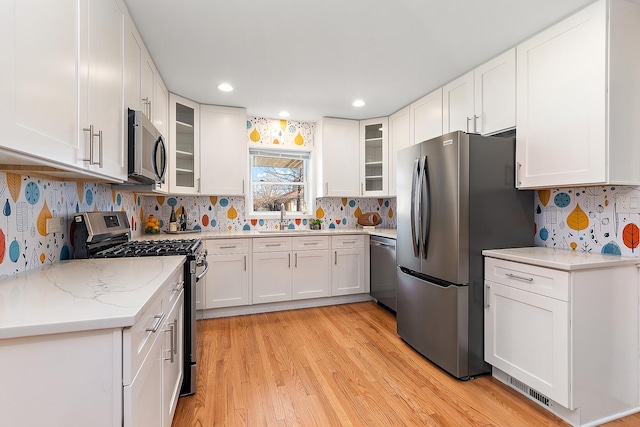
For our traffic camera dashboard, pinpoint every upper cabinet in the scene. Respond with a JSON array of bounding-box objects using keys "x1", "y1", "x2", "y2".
[
  {"x1": 360, "y1": 117, "x2": 388, "y2": 197},
  {"x1": 152, "y1": 78, "x2": 170, "y2": 193},
  {"x1": 409, "y1": 88, "x2": 443, "y2": 145},
  {"x1": 516, "y1": 0, "x2": 640, "y2": 188},
  {"x1": 200, "y1": 105, "x2": 247, "y2": 195},
  {"x1": 443, "y1": 49, "x2": 515, "y2": 136},
  {"x1": 315, "y1": 118, "x2": 360, "y2": 197},
  {"x1": 169, "y1": 94, "x2": 200, "y2": 194},
  {"x1": 388, "y1": 106, "x2": 410, "y2": 197},
  {"x1": 0, "y1": 0, "x2": 127, "y2": 182}
]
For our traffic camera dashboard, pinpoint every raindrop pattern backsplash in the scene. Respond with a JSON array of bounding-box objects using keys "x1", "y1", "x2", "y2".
[
  {"x1": 534, "y1": 186, "x2": 640, "y2": 256},
  {"x1": 0, "y1": 172, "x2": 137, "y2": 278},
  {"x1": 139, "y1": 196, "x2": 396, "y2": 232}
]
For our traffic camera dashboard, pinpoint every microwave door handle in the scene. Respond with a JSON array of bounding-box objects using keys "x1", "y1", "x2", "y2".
[
  {"x1": 410, "y1": 158, "x2": 420, "y2": 257},
  {"x1": 421, "y1": 156, "x2": 431, "y2": 259},
  {"x1": 153, "y1": 136, "x2": 167, "y2": 182}
]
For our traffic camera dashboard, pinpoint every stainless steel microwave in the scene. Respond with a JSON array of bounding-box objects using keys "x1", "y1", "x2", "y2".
[{"x1": 127, "y1": 109, "x2": 167, "y2": 184}]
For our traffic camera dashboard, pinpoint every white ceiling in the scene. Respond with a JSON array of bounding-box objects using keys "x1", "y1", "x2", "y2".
[{"x1": 124, "y1": 0, "x2": 596, "y2": 122}]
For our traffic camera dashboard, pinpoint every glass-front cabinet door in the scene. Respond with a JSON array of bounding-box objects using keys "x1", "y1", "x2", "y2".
[
  {"x1": 169, "y1": 93, "x2": 200, "y2": 194},
  {"x1": 360, "y1": 117, "x2": 388, "y2": 196}
]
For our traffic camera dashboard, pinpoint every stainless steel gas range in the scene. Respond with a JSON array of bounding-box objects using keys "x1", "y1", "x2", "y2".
[{"x1": 71, "y1": 211, "x2": 208, "y2": 396}]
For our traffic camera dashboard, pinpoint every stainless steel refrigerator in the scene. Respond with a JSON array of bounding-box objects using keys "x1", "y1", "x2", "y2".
[{"x1": 396, "y1": 131, "x2": 533, "y2": 379}]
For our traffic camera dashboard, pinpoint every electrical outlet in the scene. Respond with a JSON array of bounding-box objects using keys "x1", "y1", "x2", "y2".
[
  {"x1": 215, "y1": 206, "x2": 225, "y2": 219},
  {"x1": 616, "y1": 191, "x2": 640, "y2": 214},
  {"x1": 46, "y1": 217, "x2": 62, "y2": 234}
]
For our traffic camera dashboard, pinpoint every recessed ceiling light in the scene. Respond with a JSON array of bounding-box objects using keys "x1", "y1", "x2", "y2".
[
  {"x1": 279, "y1": 111, "x2": 290, "y2": 118},
  {"x1": 218, "y1": 83, "x2": 233, "y2": 92},
  {"x1": 352, "y1": 99, "x2": 365, "y2": 107}
]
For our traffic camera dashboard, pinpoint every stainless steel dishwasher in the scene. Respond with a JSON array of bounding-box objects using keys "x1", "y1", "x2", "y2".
[{"x1": 370, "y1": 235, "x2": 397, "y2": 312}]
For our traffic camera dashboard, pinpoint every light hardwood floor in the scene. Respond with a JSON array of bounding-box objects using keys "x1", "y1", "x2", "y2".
[{"x1": 172, "y1": 302, "x2": 640, "y2": 426}]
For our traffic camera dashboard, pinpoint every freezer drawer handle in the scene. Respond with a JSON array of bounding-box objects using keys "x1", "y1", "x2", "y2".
[{"x1": 505, "y1": 273, "x2": 534, "y2": 282}]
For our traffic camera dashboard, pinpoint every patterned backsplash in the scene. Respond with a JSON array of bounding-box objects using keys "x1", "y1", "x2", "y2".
[
  {"x1": 534, "y1": 186, "x2": 640, "y2": 256},
  {"x1": 0, "y1": 172, "x2": 138, "y2": 278},
  {"x1": 139, "y1": 196, "x2": 397, "y2": 232}
]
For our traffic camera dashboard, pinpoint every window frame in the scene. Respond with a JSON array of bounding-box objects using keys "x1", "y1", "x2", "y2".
[{"x1": 247, "y1": 148, "x2": 313, "y2": 219}]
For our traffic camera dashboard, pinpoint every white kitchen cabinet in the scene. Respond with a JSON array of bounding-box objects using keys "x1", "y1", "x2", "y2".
[
  {"x1": 331, "y1": 235, "x2": 365, "y2": 296},
  {"x1": 124, "y1": 14, "x2": 157, "y2": 122},
  {"x1": 162, "y1": 290, "x2": 183, "y2": 427},
  {"x1": 484, "y1": 254, "x2": 639, "y2": 426},
  {"x1": 516, "y1": 0, "x2": 640, "y2": 188},
  {"x1": 141, "y1": 54, "x2": 156, "y2": 121},
  {"x1": 409, "y1": 88, "x2": 443, "y2": 145},
  {"x1": 315, "y1": 117, "x2": 360, "y2": 197},
  {"x1": 200, "y1": 105, "x2": 248, "y2": 195},
  {"x1": 0, "y1": 0, "x2": 126, "y2": 182},
  {"x1": 388, "y1": 106, "x2": 410, "y2": 197},
  {"x1": 360, "y1": 117, "x2": 389, "y2": 197},
  {"x1": 252, "y1": 237, "x2": 293, "y2": 304},
  {"x1": 170, "y1": 94, "x2": 200, "y2": 194},
  {"x1": 442, "y1": 49, "x2": 515, "y2": 136},
  {"x1": 292, "y1": 236, "x2": 330, "y2": 300},
  {"x1": 442, "y1": 71, "x2": 475, "y2": 135},
  {"x1": 204, "y1": 239, "x2": 250, "y2": 309}
]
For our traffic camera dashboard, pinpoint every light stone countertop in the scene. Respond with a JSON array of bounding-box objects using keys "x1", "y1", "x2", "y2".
[
  {"x1": 0, "y1": 256, "x2": 185, "y2": 340},
  {"x1": 139, "y1": 227, "x2": 397, "y2": 241},
  {"x1": 483, "y1": 247, "x2": 640, "y2": 271}
]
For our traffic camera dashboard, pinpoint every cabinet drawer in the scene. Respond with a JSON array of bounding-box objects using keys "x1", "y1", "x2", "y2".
[
  {"x1": 165, "y1": 269, "x2": 184, "y2": 310},
  {"x1": 123, "y1": 290, "x2": 165, "y2": 385},
  {"x1": 485, "y1": 257, "x2": 569, "y2": 301},
  {"x1": 253, "y1": 237, "x2": 292, "y2": 252},
  {"x1": 331, "y1": 235, "x2": 364, "y2": 249},
  {"x1": 206, "y1": 238, "x2": 249, "y2": 254},
  {"x1": 293, "y1": 236, "x2": 329, "y2": 251}
]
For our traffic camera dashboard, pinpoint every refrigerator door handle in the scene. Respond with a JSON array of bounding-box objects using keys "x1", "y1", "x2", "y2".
[
  {"x1": 410, "y1": 157, "x2": 420, "y2": 257},
  {"x1": 420, "y1": 156, "x2": 431, "y2": 259}
]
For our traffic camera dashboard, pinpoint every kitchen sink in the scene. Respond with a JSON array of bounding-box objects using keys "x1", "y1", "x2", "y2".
[{"x1": 257, "y1": 229, "x2": 314, "y2": 234}]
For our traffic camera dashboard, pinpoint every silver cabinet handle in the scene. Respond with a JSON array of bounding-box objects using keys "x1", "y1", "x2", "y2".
[
  {"x1": 244, "y1": 255, "x2": 247, "y2": 271},
  {"x1": 164, "y1": 321, "x2": 175, "y2": 363},
  {"x1": 219, "y1": 245, "x2": 237, "y2": 249},
  {"x1": 295, "y1": 253, "x2": 298, "y2": 267},
  {"x1": 172, "y1": 319, "x2": 177, "y2": 356},
  {"x1": 266, "y1": 244, "x2": 281, "y2": 247},
  {"x1": 288, "y1": 253, "x2": 291, "y2": 268},
  {"x1": 505, "y1": 273, "x2": 534, "y2": 282},
  {"x1": 82, "y1": 125, "x2": 94, "y2": 163},
  {"x1": 242, "y1": 179, "x2": 245, "y2": 195},
  {"x1": 171, "y1": 280, "x2": 184, "y2": 292},
  {"x1": 97, "y1": 129, "x2": 104, "y2": 168},
  {"x1": 325, "y1": 182, "x2": 329, "y2": 195},
  {"x1": 361, "y1": 183, "x2": 364, "y2": 195},
  {"x1": 303, "y1": 242, "x2": 318, "y2": 246},
  {"x1": 146, "y1": 313, "x2": 165, "y2": 333},
  {"x1": 343, "y1": 240, "x2": 356, "y2": 244},
  {"x1": 466, "y1": 117, "x2": 471, "y2": 132},
  {"x1": 516, "y1": 162, "x2": 522, "y2": 187},
  {"x1": 334, "y1": 251, "x2": 337, "y2": 265},
  {"x1": 485, "y1": 284, "x2": 490, "y2": 308},
  {"x1": 473, "y1": 115, "x2": 479, "y2": 133}
]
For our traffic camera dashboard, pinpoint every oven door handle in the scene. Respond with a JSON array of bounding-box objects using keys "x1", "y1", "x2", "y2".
[{"x1": 196, "y1": 259, "x2": 209, "y2": 282}]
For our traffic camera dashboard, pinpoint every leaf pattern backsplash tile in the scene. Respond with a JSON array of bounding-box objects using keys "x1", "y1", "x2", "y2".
[
  {"x1": 534, "y1": 186, "x2": 640, "y2": 256},
  {"x1": 0, "y1": 172, "x2": 138, "y2": 278}
]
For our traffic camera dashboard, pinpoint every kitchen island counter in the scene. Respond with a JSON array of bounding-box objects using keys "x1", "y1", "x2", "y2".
[{"x1": 0, "y1": 256, "x2": 185, "y2": 339}]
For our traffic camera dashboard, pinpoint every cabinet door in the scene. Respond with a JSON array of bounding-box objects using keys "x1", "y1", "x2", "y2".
[
  {"x1": 123, "y1": 331, "x2": 163, "y2": 427},
  {"x1": 200, "y1": 105, "x2": 248, "y2": 195},
  {"x1": 124, "y1": 16, "x2": 142, "y2": 113},
  {"x1": 484, "y1": 281, "x2": 570, "y2": 408},
  {"x1": 141, "y1": 54, "x2": 155, "y2": 121},
  {"x1": 162, "y1": 292, "x2": 183, "y2": 427},
  {"x1": 0, "y1": 0, "x2": 82, "y2": 168},
  {"x1": 205, "y1": 253, "x2": 250, "y2": 308},
  {"x1": 292, "y1": 249, "x2": 330, "y2": 300},
  {"x1": 252, "y1": 251, "x2": 292, "y2": 304},
  {"x1": 318, "y1": 118, "x2": 360, "y2": 197},
  {"x1": 153, "y1": 78, "x2": 170, "y2": 193},
  {"x1": 388, "y1": 106, "x2": 410, "y2": 197},
  {"x1": 360, "y1": 117, "x2": 388, "y2": 197},
  {"x1": 443, "y1": 71, "x2": 474, "y2": 134},
  {"x1": 170, "y1": 94, "x2": 200, "y2": 194},
  {"x1": 474, "y1": 49, "x2": 516, "y2": 135},
  {"x1": 410, "y1": 88, "x2": 443, "y2": 145},
  {"x1": 331, "y1": 248, "x2": 365, "y2": 296},
  {"x1": 516, "y1": 0, "x2": 606, "y2": 188},
  {"x1": 81, "y1": 0, "x2": 127, "y2": 181}
]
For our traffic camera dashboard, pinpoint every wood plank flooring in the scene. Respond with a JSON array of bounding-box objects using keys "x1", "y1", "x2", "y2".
[{"x1": 172, "y1": 301, "x2": 640, "y2": 426}]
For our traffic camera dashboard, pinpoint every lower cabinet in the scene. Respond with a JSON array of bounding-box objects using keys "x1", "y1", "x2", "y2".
[
  {"x1": 123, "y1": 268, "x2": 184, "y2": 427},
  {"x1": 253, "y1": 236, "x2": 331, "y2": 304},
  {"x1": 331, "y1": 235, "x2": 365, "y2": 296},
  {"x1": 484, "y1": 255, "x2": 639, "y2": 425},
  {"x1": 204, "y1": 239, "x2": 250, "y2": 308}
]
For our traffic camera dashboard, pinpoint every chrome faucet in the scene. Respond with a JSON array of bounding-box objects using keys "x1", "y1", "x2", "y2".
[{"x1": 280, "y1": 203, "x2": 286, "y2": 230}]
